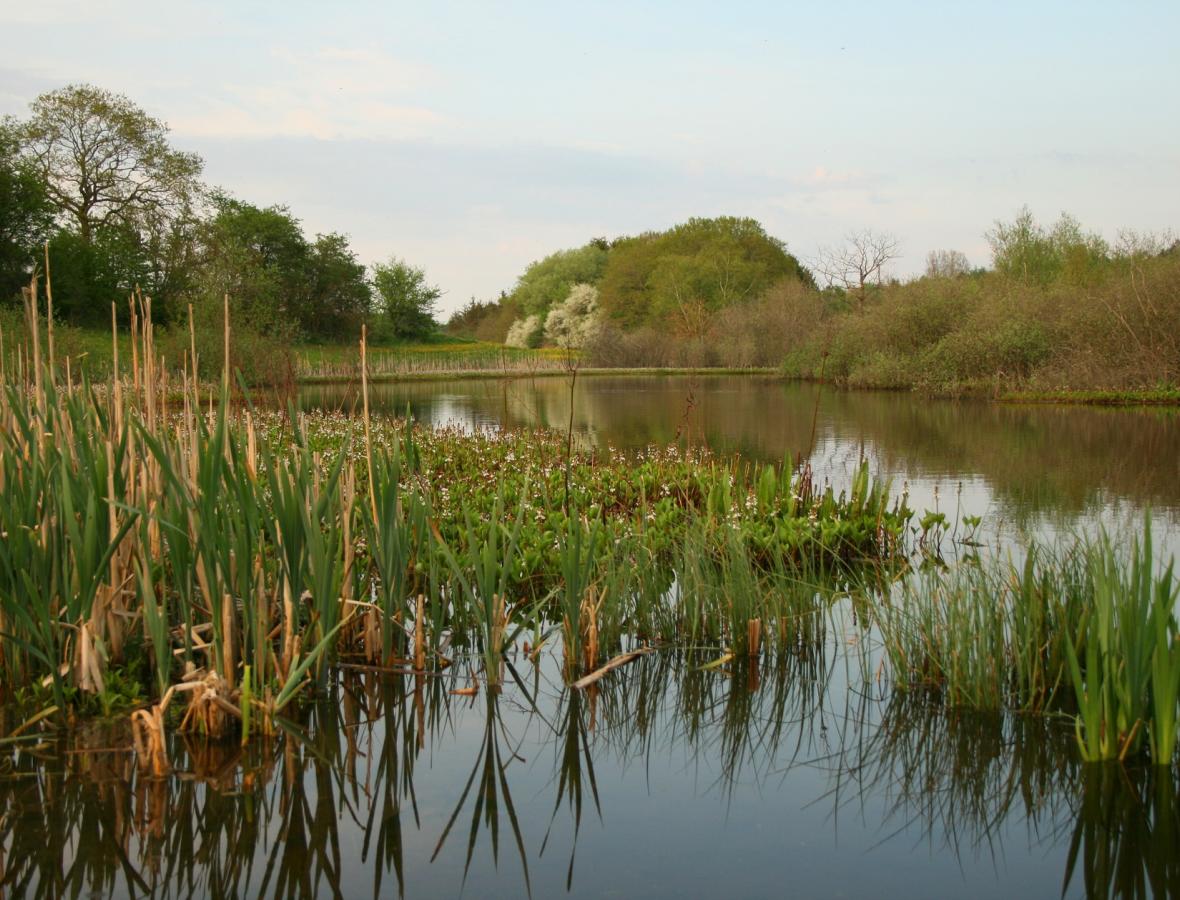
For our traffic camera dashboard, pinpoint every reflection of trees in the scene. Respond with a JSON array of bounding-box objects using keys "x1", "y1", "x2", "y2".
[
  {"x1": 4, "y1": 652, "x2": 1179, "y2": 897},
  {"x1": 303, "y1": 377, "x2": 1180, "y2": 520}
]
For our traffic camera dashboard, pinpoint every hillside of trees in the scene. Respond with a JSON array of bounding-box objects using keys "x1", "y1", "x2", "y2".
[
  {"x1": 449, "y1": 209, "x2": 1179, "y2": 392},
  {"x1": 446, "y1": 217, "x2": 814, "y2": 356}
]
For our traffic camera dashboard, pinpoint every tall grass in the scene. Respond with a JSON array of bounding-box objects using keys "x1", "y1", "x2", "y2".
[{"x1": 879, "y1": 520, "x2": 1180, "y2": 765}]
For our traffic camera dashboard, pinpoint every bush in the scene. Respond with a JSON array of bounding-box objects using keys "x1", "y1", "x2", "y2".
[{"x1": 159, "y1": 308, "x2": 296, "y2": 388}]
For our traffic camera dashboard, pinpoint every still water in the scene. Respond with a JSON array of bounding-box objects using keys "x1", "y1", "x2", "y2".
[
  {"x1": 3, "y1": 376, "x2": 1179, "y2": 898},
  {"x1": 4, "y1": 647, "x2": 1176, "y2": 898},
  {"x1": 302, "y1": 374, "x2": 1180, "y2": 537}
]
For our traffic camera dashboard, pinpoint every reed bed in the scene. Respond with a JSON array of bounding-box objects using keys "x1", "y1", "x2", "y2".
[
  {"x1": 0, "y1": 278, "x2": 909, "y2": 748},
  {"x1": 296, "y1": 342, "x2": 573, "y2": 381},
  {"x1": 877, "y1": 521, "x2": 1180, "y2": 764}
]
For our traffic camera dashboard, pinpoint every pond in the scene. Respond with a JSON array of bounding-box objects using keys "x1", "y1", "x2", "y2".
[
  {"x1": 3, "y1": 376, "x2": 1178, "y2": 898},
  {"x1": 5, "y1": 644, "x2": 1176, "y2": 898},
  {"x1": 301, "y1": 374, "x2": 1180, "y2": 540}
]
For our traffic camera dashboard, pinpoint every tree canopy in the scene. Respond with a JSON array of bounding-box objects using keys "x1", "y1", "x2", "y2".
[
  {"x1": 596, "y1": 217, "x2": 813, "y2": 333},
  {"x1": 372, "y1": 258, "x2": 440, "y2": 339},
  {"x1": 509, "y1": 243, "x2": 608, "y2": 318},
  {"x1": 0, "y1": 120, "x2": 53, "y2": 298},
  {"x1": 192, "y1": 197, "x2": 371, "y2": 338},
  {"x1": 20, "y1": 84, "x2": 202, "y2": 245}
]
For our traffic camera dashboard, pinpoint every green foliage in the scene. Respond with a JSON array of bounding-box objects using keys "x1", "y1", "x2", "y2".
[
  {"x1": 597, "y1": 217, "x2": 813, "y2": 333},
  {"x1": 446, "y1": 293, "x2": 522, "y2": 343},
  {"x1": 786, "y1": 220, "x2": 1180, "y2": 395},
  {"x1": 191, "y1": 195, "x2": 371, "y2": 339},
  {"x1": 510, "y1": 243, "x2": 608, "y2": 318},
  {"x1": 6, "y1": 84, "x2": 374, "y2": 340},
  {"x1": 158, "y1": 295, "x2": 297, "y2": 386},
  {"x1": 0, "y1": 121, "x2": 53, "y2": 301},
  {"x1": 44, "y1": 226, "x2": 148, "y2": 324},
  {"x1": 372, "y1": 257, "x2": 440, "y2": 340},
  {"x1": 987, "y1": 207, "x2": 1110, "y2": 287},
  {"x1": 18, "y1": 83, "x2": 203, "y2": 245}
]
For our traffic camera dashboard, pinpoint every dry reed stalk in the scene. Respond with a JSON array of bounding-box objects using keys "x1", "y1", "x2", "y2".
[
  {"x1": 280, "y1": 557, "x2": 295, "y2": 680},
  {"x1": 76, "y1": 620, "x2": 105, "y2": 693},
  {"x1": 572, "y1": 647, "x2": 654, "y2": 690},
  {"x1": 43, "y1": 242, "x2": 54, "y2": 380},
  {"x1": 129, "y1": 294, "x2": 140, "y2": 398},
  {"x1": 491, "y1": 594, "x2": 506, "y2": 659},
  {"x1": 177, "y1": 668, "x2": 240, "y2": 738},
  {"x1": 582, "y1": 588, "x2": 602, "y2": 672},
  {"x1": 360, "y1": 327, "x2": 379, "y2": 527},
  {"x1": 220, "y1": 592, "x2": 235, "y2": 681},
  {"x1": 747, "y1": 617, "x2": 762, "y2": 658},
  {"x1": 24, "y1": 274, "x2": 43, "y2": 420},
  {"x1": 414, "y1": 594, "x2": 426, "y2": 671},
  {"x1": 131, "y1": 686, "x2": 176, "y2": 776},
  {"x1": 222, "y1": 293, "x2": 230, "y2": 391}
]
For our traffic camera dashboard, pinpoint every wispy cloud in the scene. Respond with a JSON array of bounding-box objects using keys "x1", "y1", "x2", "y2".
[{"x1": 170, "y1": 46, "x2": 444, "y2": 141}]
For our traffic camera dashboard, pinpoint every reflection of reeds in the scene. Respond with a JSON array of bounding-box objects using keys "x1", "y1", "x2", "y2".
[
  {"x1": 431, "y1": 685, "x2": 532, "y2": 896},
  {"x1": 830, "y1": 691, "x2": 1080, "y2": 861},
  {"x1": 1065, "y1": 764, "x2": 1180, "y2": 899},
  {"x1": 4, "y1": 649, "x2": 1178, "y2": 897}
]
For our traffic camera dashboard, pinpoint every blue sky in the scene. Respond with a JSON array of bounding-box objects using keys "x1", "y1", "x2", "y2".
[{"x1": 2, "y1": 0, "x2": 1177, "y2": 314}]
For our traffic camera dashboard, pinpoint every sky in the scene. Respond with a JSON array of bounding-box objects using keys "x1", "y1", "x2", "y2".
[{"x1": 2, "y1": 0, "x2": 1178, "y2": 316}]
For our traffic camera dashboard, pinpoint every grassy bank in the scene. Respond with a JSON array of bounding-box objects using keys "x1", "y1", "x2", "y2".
[
  {"x1": 300, "y1": 365, "x2": 781, "y2": 384},
  {"x1": 1000, "y1": 387, "x2": 1180, "y2": 406}
]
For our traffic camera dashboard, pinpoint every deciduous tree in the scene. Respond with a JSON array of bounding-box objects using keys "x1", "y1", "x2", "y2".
[
  {"x1": 812, "y1": 229, "x2": 900, "y2": 308},
  {"x1": 20, "y1": 84, "x2": 202, "y2": 245},
  {"x1": 372, "y1": 258, "x2": 440, "y2": 339}
]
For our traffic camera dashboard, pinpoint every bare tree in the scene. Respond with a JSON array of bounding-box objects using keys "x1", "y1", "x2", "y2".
[
  {"x1": 924, "y1": 249, "x2": 971, "y2": 278},
  {"x1": 812, "y1": 229, "x2": 900, "y2": 307}
]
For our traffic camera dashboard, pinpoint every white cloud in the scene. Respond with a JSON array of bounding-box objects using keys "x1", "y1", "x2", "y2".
[{"x1": 169, "y1": 45, "x2": 444, "y2": 141}]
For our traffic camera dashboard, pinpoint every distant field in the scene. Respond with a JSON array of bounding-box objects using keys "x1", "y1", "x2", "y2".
[{"x1": 297, "y1": 339, "x2": 576, "y2": 379}]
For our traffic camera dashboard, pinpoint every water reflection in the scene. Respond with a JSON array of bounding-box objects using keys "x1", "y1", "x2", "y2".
[
  {"x1": 4, "y1": 646, "x2": 1177, "y2": 898},
  {"x1": 300, "y1": 376, "x2": 1180, "y2": 527}
]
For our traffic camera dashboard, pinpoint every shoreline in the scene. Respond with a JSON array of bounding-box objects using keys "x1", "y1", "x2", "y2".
[{"x1": 296, "y1": 366, "x2": 1180, "y2": 407}]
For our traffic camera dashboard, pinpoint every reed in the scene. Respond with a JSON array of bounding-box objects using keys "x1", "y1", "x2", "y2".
[
  {"x1": 0, "y1": 271, "x2": 924, "y2": 747},
  {"x1": 1064, "y1": 519, "x2": 1180, "y2": 764},
  {"x1": 879, "y1": 519, "x2": 1180, "y2": 765}
]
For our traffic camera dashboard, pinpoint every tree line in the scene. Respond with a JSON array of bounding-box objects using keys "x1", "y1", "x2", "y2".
[
  {"x1": 450, "y1": 206, "x2": 1177, "y2": 393},
  {"x1": 0, "y1": 84, "x2": 441, "y2": 345}
]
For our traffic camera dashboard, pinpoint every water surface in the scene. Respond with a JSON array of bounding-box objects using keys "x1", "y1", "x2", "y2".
[
  {"x1": 4, "y1": 640, "x2": 1175, "y2": 899},
  {"x1": 302, "y1": 375, "x2": 1180, "y2": 538}
]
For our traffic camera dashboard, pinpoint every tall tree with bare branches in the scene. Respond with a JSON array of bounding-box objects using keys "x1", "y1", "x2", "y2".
[{"x1": 812, "y1": 229, "x2": 900, "y2": 308}]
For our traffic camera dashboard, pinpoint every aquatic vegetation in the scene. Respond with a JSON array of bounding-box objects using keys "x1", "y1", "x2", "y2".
[
  {"x1": 0, "y1": 291, "x2": 910, "y2": 744},
  {"x1": 878, "y1": 520, "x2": 1180, "y2": 765},
  {"x1": 3, "y1": 285, "x2": 1177, "y2": 777},
  {"x1": 1064, "y1": 521, "x2": 1180, "y2": 764}
]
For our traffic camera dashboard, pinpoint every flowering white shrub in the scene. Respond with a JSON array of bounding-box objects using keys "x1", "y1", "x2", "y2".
[
  {"x1": 543, "y1": 283, "x2": 601, "y2": 348},
  {"x1": 505, "y1": 314, "x2": 542, "y2": 348}
]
